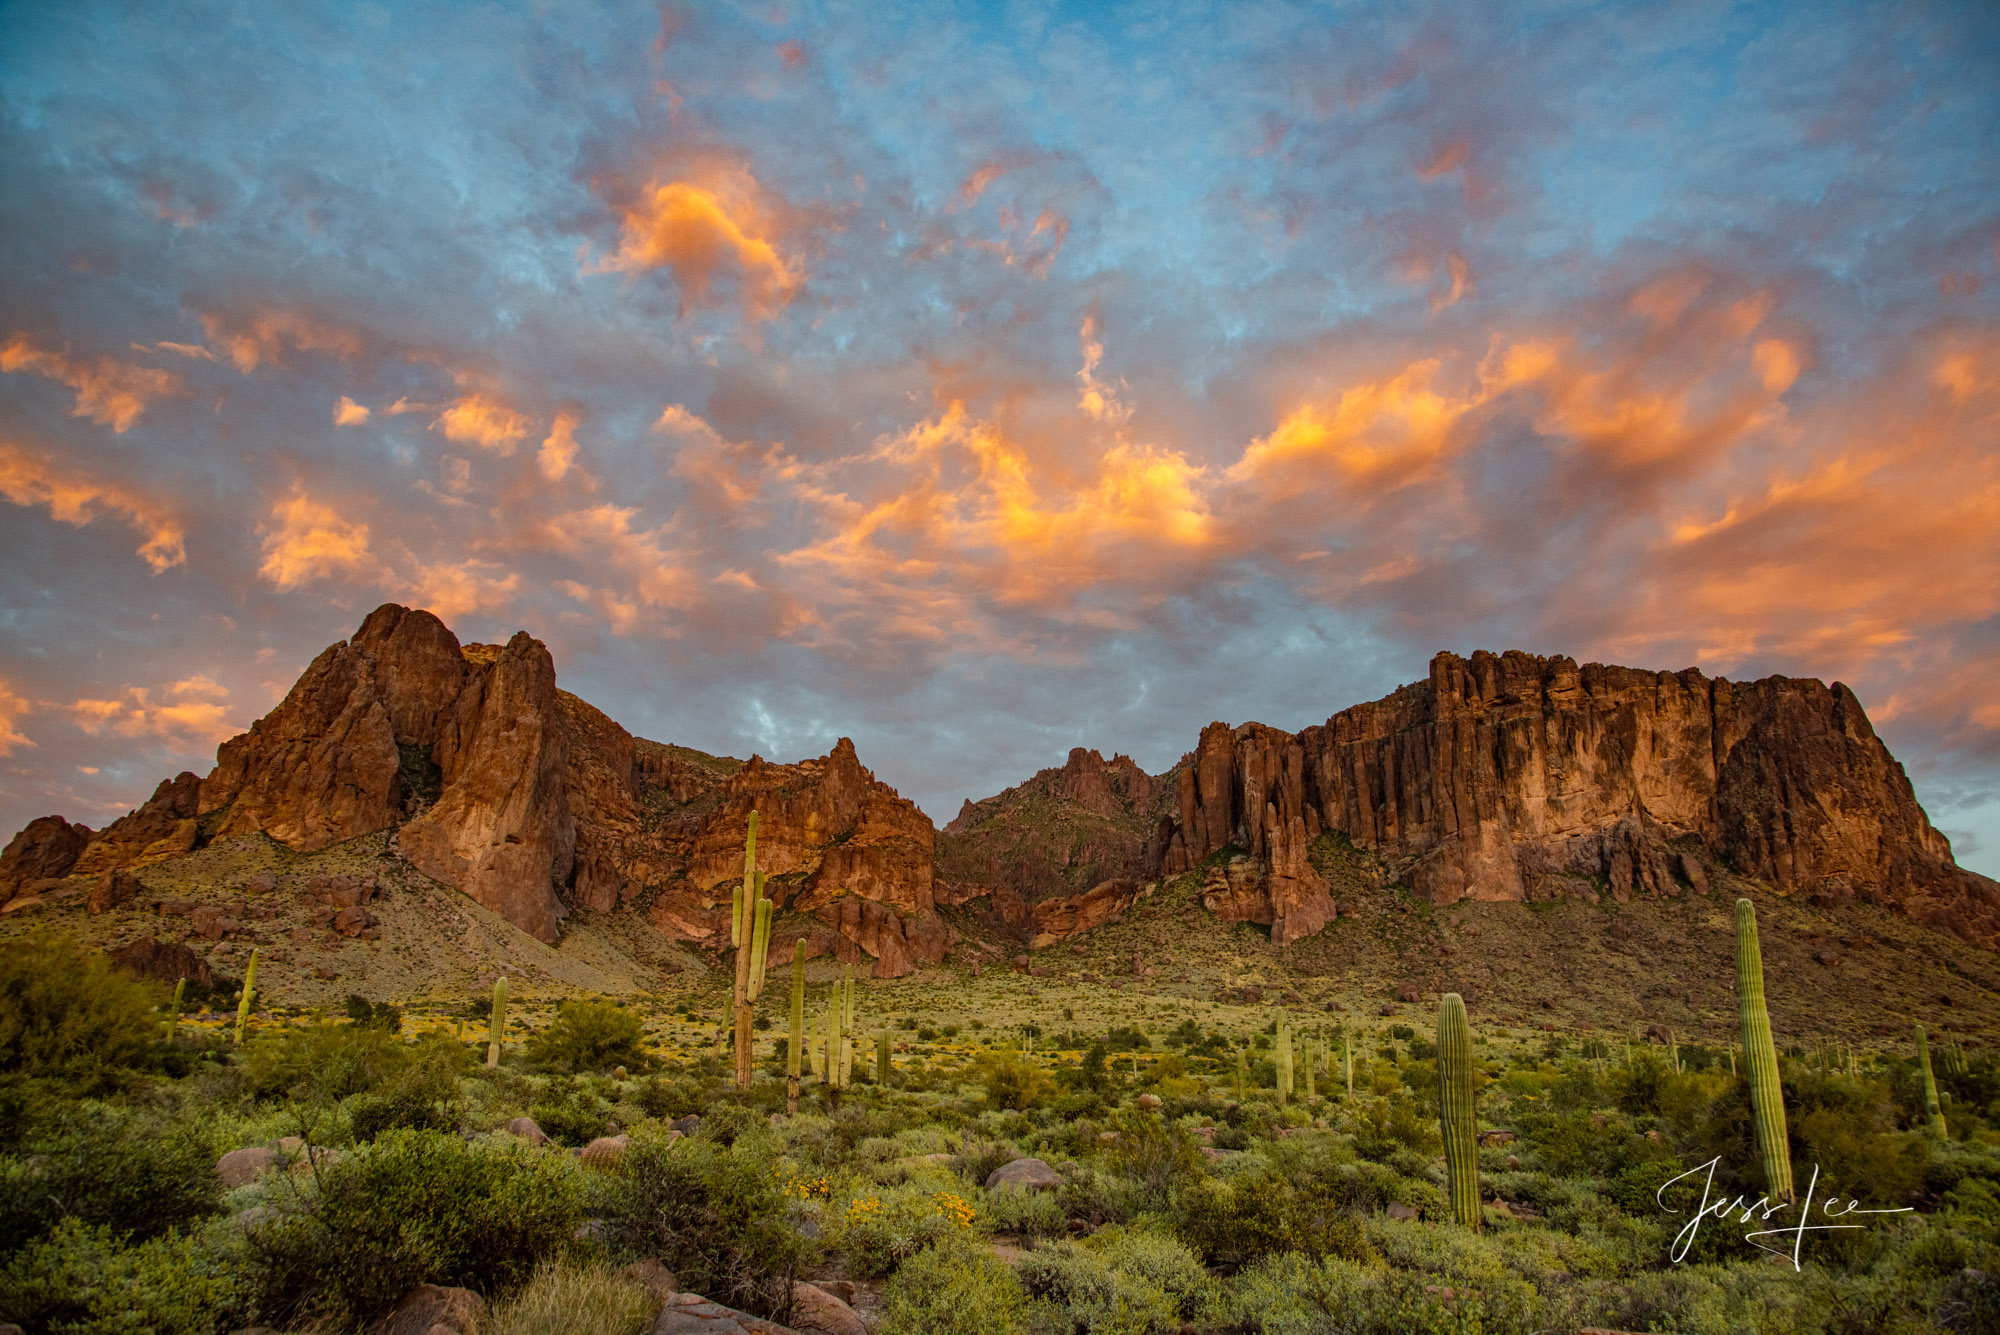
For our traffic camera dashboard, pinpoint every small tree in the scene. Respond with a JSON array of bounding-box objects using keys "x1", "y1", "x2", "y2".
[
  {"x1": 525, "y1": 1001, "x2": 646, "y2": 1074},
  {"x1": 0, "y1": 932, "x2": 159, "y2": 1078}
]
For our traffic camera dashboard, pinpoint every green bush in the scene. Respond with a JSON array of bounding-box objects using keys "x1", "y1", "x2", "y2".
[
  {"x1": 882, "y1": 1237, "x2": 1026, "y2": 1335},
  {"x1": 241, "y1": 1021, "x2": 408, "y2": 1104},
  {"x1": 0, "y1": 1218, "x2": 241, "y2": 1335},
  {"x1": 245, "y1": 1128, "x2": 583, "y2": 1324},
  {"x1": 1021, "y1": 1238, "x2": 1178, "y2": 1334},
  {"x1": 0, "y1": 1102, "x2": 220, "y2": 1255},
  {"x1": 0, "y1": 932, "x2": 161, "y2": 1081},
  {"x1": 348, "y1": 1038, "x2": 469, "y2": 1142},
  {"x1": 594, "y1": 1130, "x2": 813, "y2": 1319},
  {"x1": 528, "y1": 1002, "x2": 647, "y2": 1074},
  {"x1": 1172, "y1": 1166, "x2": 1371, "y2": 1270},
  {"x1": 982, "y1": 1052, "x2": 1054, "y2": 1111},
  {"x1": 530, "y1": 1076, "x2": 612, "y2": 1147},
  {"x1": 1101, "y1": 1109, "x2": 1203, "y2": 1202}
]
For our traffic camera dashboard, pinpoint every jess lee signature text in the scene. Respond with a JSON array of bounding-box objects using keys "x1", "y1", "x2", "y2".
[{"x1": 1658, "y1": 1157, "x2": 1912, "y2": 1269}]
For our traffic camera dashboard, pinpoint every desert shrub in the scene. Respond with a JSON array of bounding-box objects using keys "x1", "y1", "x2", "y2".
[
  {"x1": 348, "y1": 1038, "x2": 469, "y2": 1142},
  {"x1": 0, "y1": 1101, "x2": 220, "y2": 1255},
  {"x1": 1020, "y1": 1239, "x2": 1177, "y2": 1333},
  {"x1": 530, "y1": 1076, "x2": 612, "y2": 1147},
  {"x1": 595, "y1": 1130, "x2": 814, "y2": 1318},
  {"x1": 1171, "y1": 1165, "x2": 1371, "y2": 1270},
  {"x1": 1226, "y1": 1250, "x2": 1534, "y2": 1335},
  {"x1": 526, "y1": 1001, "x2": 647, "y2": 1074},
  {"x1": 245, "y1": 1127, "x2": 583, "y2": 1324},
  {"x1": 837, "y1": 1178, "x2": 982, "y2": 1277},
  {"x1": 1349, "y1": 1094, "x2": 1441, "y2": 1160},
  {"x1": 955, "y1": 1138, "x2": 1024, "y2": 1188},
  {"x1": 241, "y1": 1021, "x2": 407, "y2": 1104},
  {"x1": 634, "y1": 1074, "x2": 700, "y2": 1121},
  {"x1": 0, "y1": 932, "x2": 161, "y2": 1080},
  {"x1": 1087, "y1": 1226, "x2": 1212, "y2": 1319},
  {"x1": 0, "y1": 1218, "x2": 242, "y2": 1335},
  {"x1": 983, "y1": 1182, "x2": 1068, "y2": 1237},
  {"x1": 482, "y1": 1259, "x2": 656, "y2": 1335},
  {"x1": 344, "y1": 994, "x2": 403, "y2": 1032},
  {"x1": 882, "y1": 1236, "x2": 1026, "y2": 1335},
  {"x1": 1101, "y1": 1108, "x2": 1203, "y2": 1202},
  {"x1": 982, "y1": 1052, "x2": 1055, "y2": 1111}
]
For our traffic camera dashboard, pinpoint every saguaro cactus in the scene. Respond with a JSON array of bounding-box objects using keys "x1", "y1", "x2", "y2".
[
  {"x1": 838, "y1": 965, "x2": 856, "y2": 1086},
  {"x1": 1437, "y1": 992, "x2": 1481, "y2": 1230},
  {"x1": 787, "y1": 940, "x2": 806, "y2": 1114},
  {"x1": 1304, "y1": 1037, "x2": 1317, "y2": 1101},
  {"x1": 1235, "y1": 1045, "x2": 1247, "y2": 1100},
  {"x1": 1276, "y1": 1018, "x2": 1294, "y2": 1104},
  {"x1": 1735, "y1": 898, "x2": 1795, "y2": 1202},
  {"x1": 487, "y1": 975, "x2": 509, "y2": 1068},
  {"x1": 164, "y1": 976, "x2": 186, "y2": 1044},
  {"x1": 1917, "y1": 1023, "x2": 1947, "y2": 1139},
  {"x1": 877, "y1": 1031, "x2": 891, "y2": 1084},
  {"x1": 1343, "y1": 1021, "x2": 1354, "y2": 1100},
  {"x1": 233, "y1": 950, "x2": 259, "y2": 1045},
  {"x1": 733, "y1": 812, "x2": 776, "y2": 1090}
]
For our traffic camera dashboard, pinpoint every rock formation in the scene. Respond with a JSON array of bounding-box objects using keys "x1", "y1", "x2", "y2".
[
  {"x1": 2, "y1": 604, "x2": 945, "y2": 969},
  {"x1": 944, "y1": 649, "x2": 2000, "y2": 951},
  {"x1": 1152, "y1": 650, "x2": 2000, "y2": 946}
]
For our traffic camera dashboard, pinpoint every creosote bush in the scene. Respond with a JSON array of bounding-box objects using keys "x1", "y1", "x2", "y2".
[
  {"x1": 0, "y1": 932, "x2": 162, "y2": 1082},
  {"x1": 881, "y1": 1237, "x2": 1026, "y2": 1335},
  {"x1": 527, "y1": 1000, "x2": 648, "y2": 1074}
]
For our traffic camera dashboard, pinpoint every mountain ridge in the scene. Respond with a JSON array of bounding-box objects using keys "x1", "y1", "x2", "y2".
[{"x1": 2, "y1": 607, "x2": 1994, "y2": 983}]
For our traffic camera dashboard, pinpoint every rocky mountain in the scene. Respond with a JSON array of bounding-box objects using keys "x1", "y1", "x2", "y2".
[
  {"x1": 0, "y1": 605, "x2": 946, "y2": 977},
  {"x1": 940, "y1": 650, "x2": 2000, "y2": 952},
  {"x1": 3, "y1": 619, "x2": 1994, "y2": 990}
]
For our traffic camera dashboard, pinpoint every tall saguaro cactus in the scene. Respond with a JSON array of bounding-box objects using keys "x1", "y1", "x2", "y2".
[
  {"x1": 165, "y1": 976, "x2": 186, "y2": 1044},
  {"x1": 1437, "y1": 992, "x2": 1481, "y2": 1230},
  {"x1": 487, "y1": 975, "x2": 508, "y2": 1068},
  {"x1": 787, "y1": 940, "x2": 806, "y2": 1115},
  {"x1": 1276, "y1": 1017, "x2": 1294, "y2": 1104},
  {"x1": 233, "y1": 950, "x2": 259, "y2": 1046},
  {"x1": 1735, "y1": 898, "x2": 1795, "y2": 1202},
  {"x1": 1343, "y1": 1021, "x2": 1354, "y2": 1100},
  {"x1": 733, "y1": 812, "x2": 776, "y2": 1090},
  {"x1": 877, "y1": 1031, "x2": 891, "y2": 1084},
  {"x1": 1304, "y1": 1037, "x2": 1317, "y2": 1101},
  {"x1": 1917, "y1": 1023, "x2": 1947, "y2": 1139},
  {"x1": 838, "y1": 965, "x2": 856, "y2": 1086}
]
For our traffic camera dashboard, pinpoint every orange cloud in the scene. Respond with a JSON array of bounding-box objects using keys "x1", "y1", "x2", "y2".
[
  {"x1": 198, "y1": 309, "x2": 369, "y2": 373},
  {"x1": 258, "y1": 487, "x2": 377, "y2": 590},
  {"x1": 68, "y1": 675, "x2": 236, "y2": 747},
  {"x1": 0, "y1": 442, "x2": 186, "y2": 570},
  {"x1": 433, "y1": 394, "x2": 530, "y2": 454},
  {"x1": 539, "y1": 412, "x2": 580, "y2": 481},
  {"x1": 0, "y1": 679, "x2": 32, "y2": 755},
  {"x1": 404, "y1": 560, "x2": 521, "y2": 623},
  {"x1": 1, "y1": 334, "x2": 182, "y2": 432},
  {"x1": 334, "y1": 395, "x2": 371, "y2": 426},
  {"x1": 593, "y1": 177, "x2": 801, "y2": 320}
]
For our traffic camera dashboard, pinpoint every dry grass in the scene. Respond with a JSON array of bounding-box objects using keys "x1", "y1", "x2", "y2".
[{"x1": 480, "y1": 1261, "x2": 657, "y2": 1335}]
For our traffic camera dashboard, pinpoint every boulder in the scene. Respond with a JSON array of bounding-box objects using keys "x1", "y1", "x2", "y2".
[
  {"x1": 650, "y1": 1292, "x2": 800, "y2": 1334},
  {"x1": 984, "y1": 1157, "x2": 1063, "y2": 1191},
  {"x1": 505, "y1": 1116, "x2": 549, "y2": 1145},
  {"x1": 1387, "y1": 1202, "x2": 1420, "y2": 1221},
  {"x1": 86, "y1": 868, "x2": 142, "y2": 913},
  {"x1": 789, "y1": 1282, "x2": 867, "y2": 1335},
  {"x1": 107, "y1": 936, "x2": 216, "y2": 988},
  {"x1": 367, "y1": 1284, "x2": 486, "y2": 1335},
  {"x1": 1134, "y1": 1093, "x2": 1161, "y2": 1111},
  {"x1": 216, "y1": 1146, "x2": 282, "y2": 1189}
]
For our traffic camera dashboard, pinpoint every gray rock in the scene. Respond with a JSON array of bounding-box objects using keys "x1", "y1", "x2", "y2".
[
  {"x1": 984, "y1": 1157, "x2": 1063, "y2": 1191},
  {"x1": 649, "y1": 1292, "x2": 799, "y2": 1334},
  {"x1": 620, "y1": 1258, "x2": 678, "y2": 1302},
  {"x1": 367, "y1": 1284, "x2": 486, "y2": 1335},
  {"x1": 506, "y1": 1116, "x2": 549, "y2": 1145},
  {"x1": 216, "y1": 1146, "x2": 282, "y2": 1189},
  {"x1": 1387, "y1": 1202, "x2": 1420, "y2": 1221},
  {"x1": 790, "y1": 1281, "x2": 868, "y2": 1335},
  {"x1": 671, "y1": 1114, "x2": 702, "y2": 1136}
]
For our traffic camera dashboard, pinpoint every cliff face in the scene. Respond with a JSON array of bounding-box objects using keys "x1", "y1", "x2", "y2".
[
  {"x1": 1153, "y1": 650, "x2": 2000, "y2": 946},
  {"x1": 4, "y1": 604, "x2": 945, "y2": 969}
]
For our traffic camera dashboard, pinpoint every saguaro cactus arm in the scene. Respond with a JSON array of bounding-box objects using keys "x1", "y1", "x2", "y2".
[
  {"x1": 233, "y1": 950, "x2": 259, "y2": 1046},
  {"x1": 487, "y1": 975, "x2": 508, "y2": 1069},
  {"x1": 1917, "y1": 1023, "x2": 1948, "y2": 1139}
]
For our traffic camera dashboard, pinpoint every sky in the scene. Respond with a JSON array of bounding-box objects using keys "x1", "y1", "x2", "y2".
[{"x1": 1, "y1": 0, "x2": 1997, "y2": 876}]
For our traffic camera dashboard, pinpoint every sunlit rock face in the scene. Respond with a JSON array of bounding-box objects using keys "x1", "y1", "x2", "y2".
[{"x1": 1154, "y1": 650, "x2": 2000, "y2": 946}]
